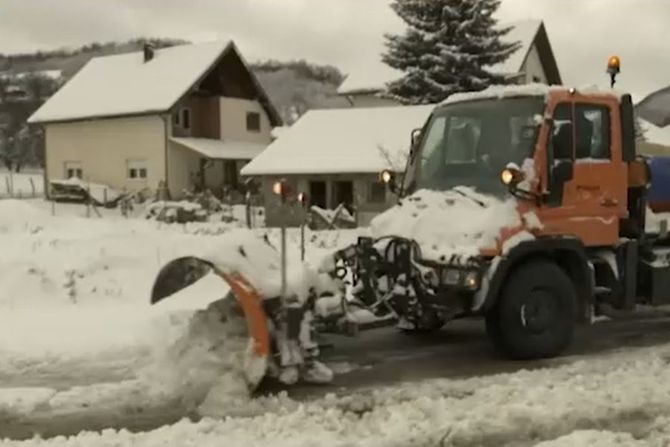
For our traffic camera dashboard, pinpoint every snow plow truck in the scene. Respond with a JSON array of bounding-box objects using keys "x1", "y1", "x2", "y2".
[{"x1": 151, "y1": 56, "x2": 670, "y2": 392}]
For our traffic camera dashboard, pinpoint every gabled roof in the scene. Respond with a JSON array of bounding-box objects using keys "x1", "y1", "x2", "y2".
[
  {"x1": 637, "y1": 85, "x2": 670, "y2": 128},
  {"x1": 240, "y1": 105, "x2": 434, "y2": 176},
  {"x1": 28, "y1": 41, "x2": 281, "y2": 126},
  {"x1": 337, "y1": 19, "x2": 561, "y2": 96}
]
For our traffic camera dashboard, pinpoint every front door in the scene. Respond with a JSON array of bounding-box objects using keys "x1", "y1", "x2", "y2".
[{"x1": 538, "y1": 98, "x2": 628, "y2": 246}]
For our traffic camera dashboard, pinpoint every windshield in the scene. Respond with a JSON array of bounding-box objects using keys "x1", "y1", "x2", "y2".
[{"x1": 406, "y1": 96, "x2": 544, "y2": 196}]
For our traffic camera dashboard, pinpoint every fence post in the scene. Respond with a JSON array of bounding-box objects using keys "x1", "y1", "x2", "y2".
[
  {"x1": 29, "y1": 178, "x2": 36, "y2": 198},
  {"x1": 86, "y1": 180, "x2": 91, "y2": 218},
  {"x1": 5, "y1": 176, "x2": 10, "y2": 198},
  {"x1": 51, "y1": 198, "x2": 55, "y2": 216}
]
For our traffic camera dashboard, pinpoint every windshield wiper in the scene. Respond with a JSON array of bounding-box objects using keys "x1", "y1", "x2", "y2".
[{"x1": 452, "y1": 187, "x2": 486, "y2": 208}]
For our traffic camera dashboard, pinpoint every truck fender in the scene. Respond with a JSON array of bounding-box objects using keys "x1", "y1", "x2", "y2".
[{"x1": 475, "y1": 238, "x2": 594, "y2": 323}]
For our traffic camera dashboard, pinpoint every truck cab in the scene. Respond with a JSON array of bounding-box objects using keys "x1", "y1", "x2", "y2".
[{"x1": 347, "y1": 83, "x2": 669, "y2": 360}]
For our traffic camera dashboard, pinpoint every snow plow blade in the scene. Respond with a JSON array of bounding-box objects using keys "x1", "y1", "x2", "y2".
[{"x1": 151, "y1": 256, "x2": 271, "y2": 389}]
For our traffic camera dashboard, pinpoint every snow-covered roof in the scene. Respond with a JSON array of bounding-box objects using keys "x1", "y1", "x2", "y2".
[
  {"x1": 337, "y1": 20, "x2": 545, "y2": 96},
  {"x1": 240, "y1": 105, "x2": 435, "y2": 176},
  {"x1": 28, "y1": 41, "x2": 230, "y2": 124},
  {"x1": 487, "y1": 20, "x2": 542, "y2": 76},
  {"x1": 640, "y1": 119, "x2": 670, "y2": 148},
  {"x1": 28, "y1": 41, "x2": 281, "y2": 126},
  {"x1": 439, "y1": 84, "x2": 628, "y2": 106},
  {"x1": 170, "y1": 137, "x2": 267, "y2": 160}
]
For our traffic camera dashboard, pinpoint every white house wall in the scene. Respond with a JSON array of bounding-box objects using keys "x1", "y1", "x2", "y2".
[
  {"x1": 45, "y1": 115, "x2": 166, "y2": 195},
  {"x1": 521, "y1": 44, "x2": 548, "y2": 84},
  {"x1": 219, "y1": 97, "x2": 273, "y2": 144}
]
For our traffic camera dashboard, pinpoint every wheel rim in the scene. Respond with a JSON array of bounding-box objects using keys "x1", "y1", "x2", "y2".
[{"x1": 520, "y1": 288, "x2": 557, "y2": 334}]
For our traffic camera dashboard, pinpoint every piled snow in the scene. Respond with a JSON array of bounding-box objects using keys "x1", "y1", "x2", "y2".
[
  {"x1": 535, "y1": 431, "x2": 646, "y2": 447},
  {"x1": 8, "y1": 343, "x2": 670, "y2": 446},
  {"x1": 441, "y1": 83, "x2": 556, "y2": 105},
  {"x1": 50, "y1": 177, "x2": 121, "y2": 204},
  {"x1": 0, "y1": 298, "x2": 251, "y2": 427},
  {"x1": 0, "y1": 199, "x2": 49, "y2": 233},
  {"x1": 370, "y1": 187, "x2": 520, "y2": 262},
  {"x1": 646, "y1": 208, "x2": 670, "y2": 233}
]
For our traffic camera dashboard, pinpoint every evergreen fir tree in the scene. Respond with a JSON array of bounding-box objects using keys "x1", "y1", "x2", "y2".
[{"x1": 382, "y1": 0, "x2": 522, "y2": 104}]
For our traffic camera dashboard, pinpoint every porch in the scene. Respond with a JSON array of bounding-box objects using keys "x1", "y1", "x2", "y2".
[{"x1": 169, "y1": 137, "x2": 266, "y2": 202}]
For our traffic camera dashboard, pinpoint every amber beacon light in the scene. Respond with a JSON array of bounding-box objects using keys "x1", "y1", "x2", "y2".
[{"x1": 607, "y1": 55, "x2": 621, "y2": 88}]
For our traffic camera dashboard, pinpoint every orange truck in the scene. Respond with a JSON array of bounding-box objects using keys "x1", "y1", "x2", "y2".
[{"x1": 151, "y1": 57, "x2": 670, "y2": 390}]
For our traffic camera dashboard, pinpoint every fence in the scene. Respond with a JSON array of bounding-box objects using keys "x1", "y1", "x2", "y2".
[{"x1": 0, "y1": 171, "x2": 44, "y2": 199}]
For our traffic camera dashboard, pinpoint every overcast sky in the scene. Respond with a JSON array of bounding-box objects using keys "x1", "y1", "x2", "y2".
[{"x1": 1, "y1": 0, "x2": 668, "y2": 100}]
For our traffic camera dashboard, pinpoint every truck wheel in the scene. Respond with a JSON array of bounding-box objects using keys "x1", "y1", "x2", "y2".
[{"x1": 485, "y1": 261, "x2": 576, "y2": 360}]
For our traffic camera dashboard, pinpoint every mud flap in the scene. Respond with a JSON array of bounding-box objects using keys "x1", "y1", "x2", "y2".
[{"x1": 151, "y1": 256, "x2": 271, "y2": 390}]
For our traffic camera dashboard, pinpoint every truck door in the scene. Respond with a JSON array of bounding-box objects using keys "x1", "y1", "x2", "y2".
[{"x1": 539, "y1": 100, "x2": 628, "y2": 246}]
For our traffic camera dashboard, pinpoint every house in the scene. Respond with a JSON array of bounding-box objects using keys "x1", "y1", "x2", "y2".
[
  {"x1": 28, "y1": 41, "x2": 282, "y2": 200},
  {"x1": 637, "y1": 85, "x2": 670, "y2": 128},
  {"x1": 636, "y1": 86, "x2": 670, "y2": 155},
  {"x1": 337, "y1": 19, "x2": 562, "y2": 108},
  {"x1": 240, "y1": 105, "x2": 434, "y2": 227},
  {"x1": 638, "y1": 119, "x2": 670, "y2": 155}
]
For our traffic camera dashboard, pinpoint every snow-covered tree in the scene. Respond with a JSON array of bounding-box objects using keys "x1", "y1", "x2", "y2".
[{"x1": 382, "y1": 0, "x2": 521, "y2": 104}]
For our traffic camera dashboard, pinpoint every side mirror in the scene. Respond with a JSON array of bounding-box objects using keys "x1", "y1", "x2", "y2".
[
  {"x1": 380, "y1": 169, "x2": 397, "y2": 194},
  {"x1": 411, "y1": 128, "x2": 422, "y2": 147}
]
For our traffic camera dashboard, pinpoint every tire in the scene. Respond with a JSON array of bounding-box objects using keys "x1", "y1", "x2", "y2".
[{"x1": 485, "y1": 260, "x2": 577, "y2": 360}]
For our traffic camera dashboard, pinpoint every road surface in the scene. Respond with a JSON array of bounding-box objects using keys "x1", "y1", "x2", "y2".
[{"x1": 3, "y1": 312, "x2": 670, "y2": 440}]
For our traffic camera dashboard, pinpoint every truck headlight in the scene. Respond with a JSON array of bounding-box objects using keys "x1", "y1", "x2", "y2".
[{"x1": 463, "y1": 271, "x2": 480, "y2": 290}]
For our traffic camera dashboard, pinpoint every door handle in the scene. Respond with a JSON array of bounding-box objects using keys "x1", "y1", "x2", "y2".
[{"x1": 601, "y1": 197, "x2": 618, "y2": 207}]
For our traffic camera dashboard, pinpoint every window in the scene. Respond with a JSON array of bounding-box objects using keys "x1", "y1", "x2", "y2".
[
  {"x1": 444, "y1": 117, "x2": 482, "y2": 163},
  {"x1": 575, "y1": 104, "x2": 610, "y2": 159},
  {"x1": 127, "y1": 160, "x2": 148, "y2": 179},
  {"x1": 309, "y1": 181, "x2": 327, "y2": 208},
  {"x1": 181, "y1": 108, "x2": 191, "y2": 130},
  {"x1": 369, "y1": 181, "x2": 386, "y2": 203},
  {"x1": 333, "y1": 181, "x2": 353, "y2": 209},
  {"x1": 64, "y1": 161, "x2": 83, "y2": 179},
  {"x1": 173, "y1": 111, "x2": 180, "y2": 126},
  {"x1": 550, "y1": 103, "x2": 611, "y2": 160},
  {"x1": 246, "y1": 112, "x2": 261, "y2": 132},
  {"x1": 551, "y1": 103, "x2": 574, "y2": 160}
]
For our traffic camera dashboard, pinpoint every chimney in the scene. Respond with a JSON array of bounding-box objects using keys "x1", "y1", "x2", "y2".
[{"x1": 143, "y1": 44, "x2": 154, "y2": 63}]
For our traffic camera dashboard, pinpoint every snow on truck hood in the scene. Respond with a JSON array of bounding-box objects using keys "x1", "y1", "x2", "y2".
[{"x1": 369, "y1": 188, "x2": 523, "y2": 262}]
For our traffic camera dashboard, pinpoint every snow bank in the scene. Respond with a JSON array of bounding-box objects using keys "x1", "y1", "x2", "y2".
[
  {"x1": 0, "y1": 297, "x2": 250, "y2": 428},
  {"x1": 370, "y1": 187, "x2": 520, "y2": 262},
  {"x1": 535, "y1": 430, "x2": 646, "y2": 447},
  {"x1": 0, "y1": 199, "x2": 50, "y2": 233},
  {"x1": 9, "y1": 343, "x2": 670, "y2": 446}
]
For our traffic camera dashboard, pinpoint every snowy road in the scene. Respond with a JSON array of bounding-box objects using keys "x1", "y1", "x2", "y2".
[{"x1": 4, "y1": 311, "x2": 670, "y2": 441}]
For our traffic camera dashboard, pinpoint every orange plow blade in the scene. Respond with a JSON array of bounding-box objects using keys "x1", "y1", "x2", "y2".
[{"x1": 151, "y1": 256, "x2": 271, "y2": 390}]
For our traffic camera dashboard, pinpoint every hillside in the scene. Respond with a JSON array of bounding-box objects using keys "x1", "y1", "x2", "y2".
[
  {"x1": 0, "y1": 38, "x2": 348, "y2": 170},
  {"x1": 0, "y1": 38, "x2": 347, "y2": 123}
]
